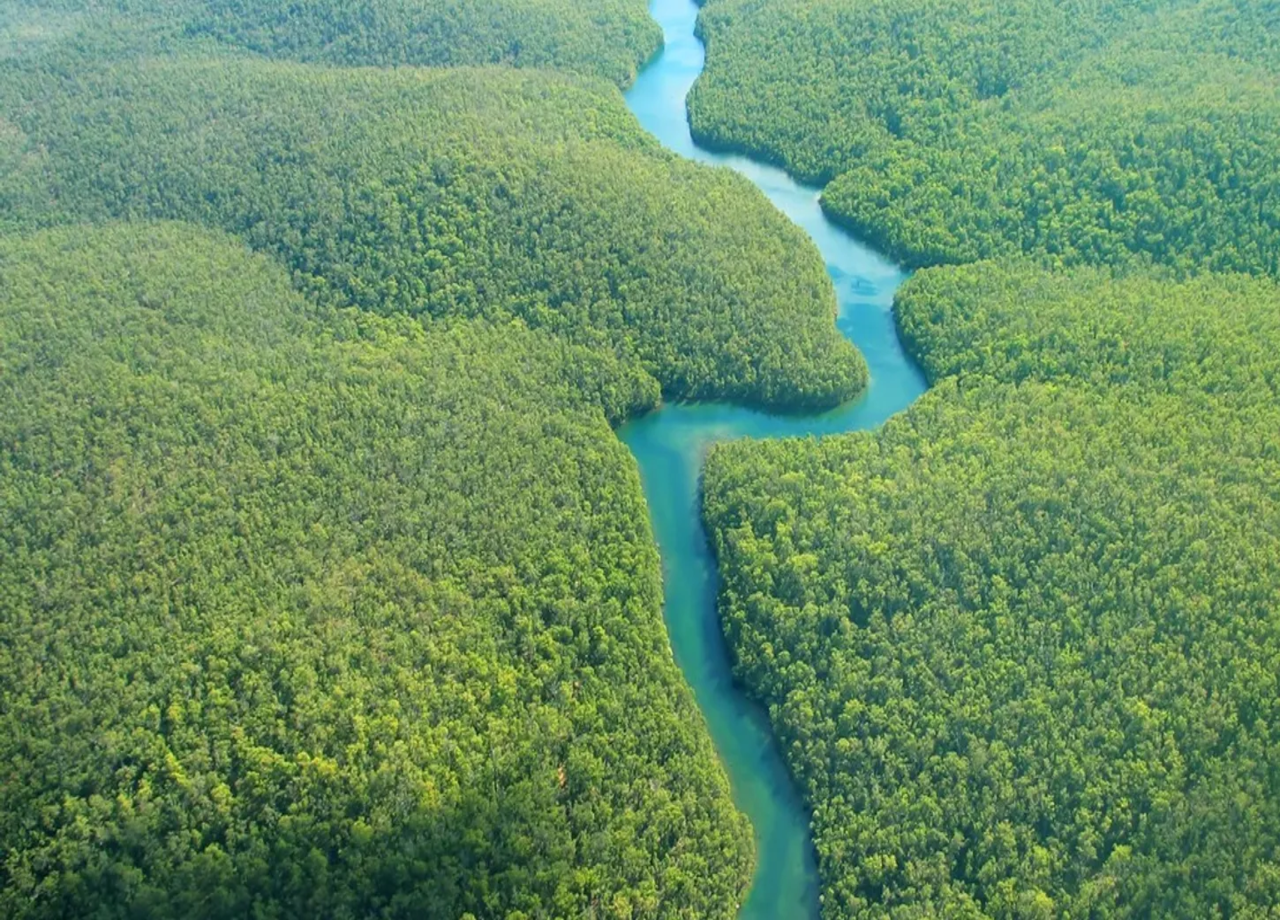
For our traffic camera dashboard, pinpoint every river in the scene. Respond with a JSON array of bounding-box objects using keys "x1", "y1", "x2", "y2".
[{"x1": 618, "y1": 0, "x2": 929, "y2": 915}]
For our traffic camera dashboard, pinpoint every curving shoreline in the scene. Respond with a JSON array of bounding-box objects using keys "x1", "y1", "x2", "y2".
[{"x1": 618, "y1": 0, "x2": 928, "y2": 915}]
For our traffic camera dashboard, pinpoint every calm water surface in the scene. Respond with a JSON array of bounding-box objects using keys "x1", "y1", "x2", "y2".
[{"x1": 619, "y1": 0, "x2": 928, "y2": 915}]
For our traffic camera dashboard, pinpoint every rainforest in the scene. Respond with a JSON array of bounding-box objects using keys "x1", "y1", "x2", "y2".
[{"x1": 1, "y1": 0, "x2": 1278, "y2": 918}]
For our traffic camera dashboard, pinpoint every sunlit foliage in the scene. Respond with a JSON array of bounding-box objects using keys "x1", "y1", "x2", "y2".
[
  {"x1": 704, "y1": 263, "x2": 1280, "y2": 917},
  {"x1": 0, "y1": 222, "x2": 753, "y2": 919},
  {"x1": 0, "y1": 58, "x2": 866, "y2": 410},
  {"x1": 690, "y1": 0, "x2": 1280, "y2": 273},
  {"x1": 0, "y1": 0, "x2": 659, "y2": 86}
]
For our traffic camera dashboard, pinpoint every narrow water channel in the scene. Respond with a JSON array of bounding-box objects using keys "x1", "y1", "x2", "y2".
[{"x1": 618, "y1": 0, "x2": 929, "y2": 915}]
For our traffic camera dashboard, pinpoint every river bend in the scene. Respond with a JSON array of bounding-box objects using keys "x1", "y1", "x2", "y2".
[{"x1": 619, "y1": 0, "x2": 928, "y2": 915}]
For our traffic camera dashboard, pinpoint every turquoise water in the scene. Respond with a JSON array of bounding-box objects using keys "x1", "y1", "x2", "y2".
[{"x1": 619, "y1": 0, "x2": 929, "y2": 915}]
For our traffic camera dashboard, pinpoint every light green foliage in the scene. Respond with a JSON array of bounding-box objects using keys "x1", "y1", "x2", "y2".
[
  {"x1": 0, "y1": 117, "x2": 47, "y2": 230},
  {"x1": 704, "y1": 263, "x2": 1280, "y2": 917},
  {"x1": 694, "y1": 3, "x2": 1280, "y2": 911},
  {"x1": 0, "y1": 58, "x2": 866, "y2": 410},
  {"x1": 897, "y1": 262, "x2": 1280, "y2": 403},
  {"x1": 187, "y1": 0, "x2": 661, "y2": 87},
  {"x1": 0, "y1": 0, "x2": 659, "y2": 86},
  {"x1": 0, "y1": 222, "x2": 752, "y2": 919},
  {"x1": 0, "y1": 3, "x2": 85, "y2": 59},
  {"x1": 707, "y1": 381, "x2": 1280, "y2": 918},
  {"x1": 689, "y1": 0, "x2": 1280, "y2": 272}
]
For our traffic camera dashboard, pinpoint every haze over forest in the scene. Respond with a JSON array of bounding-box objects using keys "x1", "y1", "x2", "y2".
[{"x1": 1, "y1": 0, "x2": 1277, "y2": 918}]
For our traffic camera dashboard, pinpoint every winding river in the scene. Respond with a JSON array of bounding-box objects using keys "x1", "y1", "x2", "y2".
[{"x1": 618, "y1": 0, "x2": 928, "y2": 915}]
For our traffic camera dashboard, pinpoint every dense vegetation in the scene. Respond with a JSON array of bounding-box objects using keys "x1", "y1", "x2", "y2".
[
  {"x1": 692, "y1": 1, "x2": 1280, "y2": 913},
  {"x1": 897, "y1": 262, "x2": 1280, "y2": 404},
  {"x1": 689, "y1": 0, "x2": 1280, "y2": 273},
  {"x1": 11, "y1": 0, "x2": 1278, "y2": 916},
  {"x1": 0, "y1": 0, "x2": 658, "y2": 86},
  {"x1": 0, "y1": 222, "x2": 754, "y2": 919},
  {"x1": 0, "y1": 58, "x2": 865, "y2": 410},
  {"x1": 0, "y1": 0, "x2": 884, "y2": 911},
  {"x1": 187, "y1": 0, "x2": 661, "y2": 87},
  {"x1": 704, "y1": 265, "x2": 1280, "y2": 917}
]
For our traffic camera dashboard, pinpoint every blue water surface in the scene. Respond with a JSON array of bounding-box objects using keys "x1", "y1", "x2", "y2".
[{"x1": 619, "y1": 0, "x2": 928, "y2": 915}]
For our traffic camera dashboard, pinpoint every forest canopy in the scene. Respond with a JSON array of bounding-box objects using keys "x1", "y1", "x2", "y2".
[
  {"x1": 705, "y1": 378, "x2": 1280, "y2": 918},
  {"x1": 0, "y1": 222, "x2": 753, "y2": 919},
  {"x1": 693, "y1": 2, "x2": 1280, "y2": 913},
  {"x1": 896, "y1": 261, "x2": 1280, "y2": 405},
  {"x1": 704, "y1": 261, "x2": 1280, "y2": 917},
  {"x1": 0, "y1": 0, "x2": 659, "y2": 86},
  {"x1": 186, "y1": 0, "x2": 661, "y2": 87},
  {"x1": 689, "y1": 0, "x2": 1280, "y2": 273},
  {"x1": 0, "y1": 57, "x2": 866, "y2": 411}
]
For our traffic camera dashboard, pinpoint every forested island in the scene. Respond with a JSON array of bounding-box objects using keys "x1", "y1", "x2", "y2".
[{"x1": 2, "y1": 0, "x2": 1279, "y2": 917}]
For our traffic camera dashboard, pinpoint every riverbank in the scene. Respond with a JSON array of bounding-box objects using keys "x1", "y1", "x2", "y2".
[{"x1": 619, "y1": 0, "x2": 928, "y2": 914}]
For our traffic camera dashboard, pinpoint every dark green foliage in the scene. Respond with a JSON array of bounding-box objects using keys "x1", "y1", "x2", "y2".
[
  {"x1": 703, "y1": 263, "x2": 1280, "y2": 917},
  {"x1": 0, "y1": 58, "x2": 866, "y2": 410},
  {"x1": 689, "y1": 0, "x2": 1280, "y2": 273},
  {"x1": 0, "y1": 222, "x2": 752, "y2": 919},
  {"x1": 0, "y1": 0, "x2": 659, "y2": 86}
]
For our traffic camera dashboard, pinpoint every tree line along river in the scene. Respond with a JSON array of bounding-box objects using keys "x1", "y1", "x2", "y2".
[{"x1": 619, "y1": 0, "x2": 928, "y2": 914}]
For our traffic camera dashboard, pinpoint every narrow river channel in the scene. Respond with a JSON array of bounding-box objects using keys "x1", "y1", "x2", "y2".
[{"x1": 618, "y1": 0, "x2": 929, "y2": 915}]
